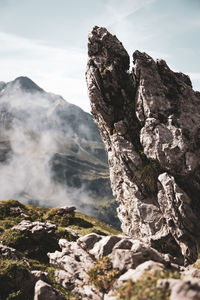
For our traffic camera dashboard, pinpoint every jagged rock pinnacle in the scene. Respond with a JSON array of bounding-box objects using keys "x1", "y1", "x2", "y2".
[{"x1": 86, "y1": 26, "x2": 200, "y2": 264}]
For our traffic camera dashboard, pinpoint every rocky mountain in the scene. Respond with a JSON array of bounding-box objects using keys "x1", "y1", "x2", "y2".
[
  {"x1": 86, "y1": 26, "x2": 200, "y2": 266},
  {"x1": 0, "y1": 76, "x2": 120, "y2": 228},
  {"x1": 1, "y1": 27, "x2": 200, "y2": 300}
]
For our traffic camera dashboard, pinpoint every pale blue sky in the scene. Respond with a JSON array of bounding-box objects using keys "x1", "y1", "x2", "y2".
[{"x1": 0, "y1": 0, "x2": 199, "y2": 112}]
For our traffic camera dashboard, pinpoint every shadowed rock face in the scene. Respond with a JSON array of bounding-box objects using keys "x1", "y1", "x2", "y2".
[{"x1": 86, "y1": 26, "x2": 200, "y2": 264}]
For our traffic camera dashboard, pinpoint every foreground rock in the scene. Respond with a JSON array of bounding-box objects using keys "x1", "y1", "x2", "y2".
[
  {"x1": 46, "y1": 233, "x2": 200, "y2": 299},
  {"x1": 48, "y1": 234, "x2": 179, "y2": 299},
  {"x1": 86, "y1": 26, "x2": 200, "y2": 264},
  {"x1": 34, "y1": 280, "x2": 65, "y2": 300}
]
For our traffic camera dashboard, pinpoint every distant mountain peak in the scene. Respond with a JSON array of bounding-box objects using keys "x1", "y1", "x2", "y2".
[{"x1": 12, "y1": 76, "x2": 44, "y2": 93}]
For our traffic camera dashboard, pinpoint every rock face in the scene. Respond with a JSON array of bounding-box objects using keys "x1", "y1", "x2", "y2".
[{"x1": 86, "y1": 26, "x2": 200, "y2": 264}]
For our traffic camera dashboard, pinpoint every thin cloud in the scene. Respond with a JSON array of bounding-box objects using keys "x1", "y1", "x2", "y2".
[{"x1": 104, "y1": 0, "x2": 156, "y2": 27}]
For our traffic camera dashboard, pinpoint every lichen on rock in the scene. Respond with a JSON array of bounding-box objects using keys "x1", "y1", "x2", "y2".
[{"x1": 86, "y1": 26, "x2": 200, "y2": 264}]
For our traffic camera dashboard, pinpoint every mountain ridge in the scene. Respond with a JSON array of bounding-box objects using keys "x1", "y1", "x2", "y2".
[{"x1": 0, "y1": 75, "x2": 120, "y2": 229}]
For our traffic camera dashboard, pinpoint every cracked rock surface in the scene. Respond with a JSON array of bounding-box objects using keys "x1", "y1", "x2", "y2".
[{"x1": 86, "y1": 26, "x2": 200, "y2": 264}]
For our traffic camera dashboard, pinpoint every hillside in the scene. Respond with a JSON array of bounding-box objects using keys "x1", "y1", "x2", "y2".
[{"x1": 0, "y1": 199, "x2": 120, "y2": 299}]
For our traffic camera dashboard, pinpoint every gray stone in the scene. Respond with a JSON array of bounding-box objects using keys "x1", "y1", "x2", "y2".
[
  {"x1": 170, "y1": 278, "x2": 200, "y2": 300},
  {"x1": 89, "y1": 235, "x2": 121, "y2": 259},
  {"x1": 65, "y1": 227, "x2": 82, "y2": 239},
  {"x1": 104, "y1": 291, "x2": 118, "y2": 300},
  {"x1": 115, "y1": 260, "x2": 164, "y2": 288},
  {"x1": 109, "y1": 242, "x2": 165, "y2": 271},
  {"x1": 157, "y1": 278, "x2": 200, "y2": 300},
  {"x1": 54, "y1": 269, "x2": 75, "y2": 289},
  {"x1": 182, "y1": 266, "x2": 200, "y2": 279},
  {"x1": 113, "y1": 238, "x2": 133, "y2": 250},
  {"x1": 34, "y1": 280, "x2": 65, "y2": 300},
  {"x1": 48, "y1": 238, "x2": 94, "y2": 286},
  {"x1": 12, "y1": 220, "x2": 56, "y2": 236},
  {"x1": 77, "y1": 233, "x2": 102, "y2": 250}
]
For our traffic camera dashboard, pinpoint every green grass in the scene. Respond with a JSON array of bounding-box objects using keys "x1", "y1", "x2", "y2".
[
  {"x1": 68, "y1": 211, "x2": 120, "y2": 236},
  {"x1": 0, "y1": 259, "x2": 34, "y2": 300},
  {"x1": 0, "y1": 199, "x2": 120, "y2": 237},
  {"x1": 0, "y1": 199, "x2": 120, "y2": 263}
]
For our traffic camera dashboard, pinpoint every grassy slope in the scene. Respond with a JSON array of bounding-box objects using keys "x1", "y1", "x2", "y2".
[
  {"x1": 0, "y1": 199, "x2": 120, "y2": 235},
  {"x1": 0, "y1": 199, "x2": 120, "y2": 300}
]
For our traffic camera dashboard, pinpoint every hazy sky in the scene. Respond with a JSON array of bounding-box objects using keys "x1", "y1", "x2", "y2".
[{"x1": 0, "y1": 0, "x2": 199, "y2": 112}]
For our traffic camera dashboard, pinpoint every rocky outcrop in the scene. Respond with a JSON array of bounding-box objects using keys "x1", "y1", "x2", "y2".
[
  {"x1": 47, "y1": 233, "x2": 178, "y2": 299},
  {"x1": 86, "y1": 26, "x2": 200, "y2": 264},
  {"x1": 47, "y1": 233, "x2": 200, "y2": 299}
]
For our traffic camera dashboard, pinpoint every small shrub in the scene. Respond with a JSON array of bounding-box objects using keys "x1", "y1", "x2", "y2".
[
  {"x1": 87, "y1": 257, "x2": 120, "y2": 294},
  {"x1": 193, "y1": 259, "x2": 200, "y2": 269}
]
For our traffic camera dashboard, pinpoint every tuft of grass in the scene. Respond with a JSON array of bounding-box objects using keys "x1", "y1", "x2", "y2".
[
  {"x1": 193, "y1": 258, "x2": 200, "y2": 269},
  {"x1": 87, "y1": 256, "x2": 120, "y2": 294},
  {"x1": 114, "y1": 270, "x2": 180, "y2": 300},
  {"x1": 28, "y1": 259, "x2": 48, "y2": 272},
  {"x1": 0, "y1": 200, "x2": 28, "y2": 230},
  {"x1": 0, "y1": 217, "x2": 23, "y2": 230}
]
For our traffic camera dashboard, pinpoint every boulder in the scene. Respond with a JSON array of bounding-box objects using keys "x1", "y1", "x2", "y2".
[
  {"x1": 89, "y1": 235, "x2": 121, "y2": 259},
  {"x1": 34, "y1": 280, "x2": 65, "y2": 300},
  {"x1": 77, "y1": 233, "x2": 102, "y2": 250}
]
